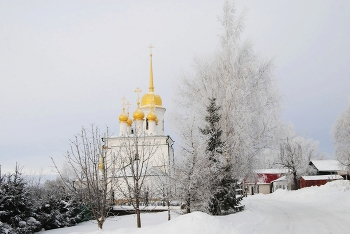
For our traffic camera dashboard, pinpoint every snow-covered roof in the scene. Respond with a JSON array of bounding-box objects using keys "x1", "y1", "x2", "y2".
[
  {"x1": 301, "y1": 175, "x2": 344, "y2": 181},
  {"x1": 255, "y1": 169, "x2": 289, "y2": 174},
  {"x1": 310, "y1": 160, "x2": 347, "y2": 172},
  {"x1": 271, "y1": 176, "x2": 286, "y2": 182}
]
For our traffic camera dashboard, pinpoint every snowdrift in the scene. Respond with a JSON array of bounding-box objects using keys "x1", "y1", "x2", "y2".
[{"x1": 40, "y1": 180, "x2": 350, "y2": 234}]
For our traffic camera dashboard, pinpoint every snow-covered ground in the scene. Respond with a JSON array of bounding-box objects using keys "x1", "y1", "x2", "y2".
[{"x1": 38, "y1": 180, "x2": 350, "y2": 234}]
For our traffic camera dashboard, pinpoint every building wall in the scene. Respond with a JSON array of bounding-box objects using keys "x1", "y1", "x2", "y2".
[
  {"x1": 103, "y1": 134, "x2": 174, "y2": 203},
  {"x1": 300, "y1": 179, "x2": 328, "y2": 188},
  {"x1": 257, "y1": 173, "x2": 284, "y2": 184},
  {"x1": 141, "y1": 106, "x2": 166, "y2": 135},
  {"x1": 258, "y1": 184, "x2": 270, "y2": 194},
  {"x1": 245, "y1": 183, "x2": 270, "y2": 195},
  {"x1": 272, "y1": 181, "x2": 289, "y2": 192},
  {"x1": 105, "y1": 135, "x2": 173, "y2": 172}
]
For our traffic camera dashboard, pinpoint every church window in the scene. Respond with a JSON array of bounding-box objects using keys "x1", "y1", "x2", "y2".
[{"x1": 146, "y1": 118, "x2": 149, "y2": 130}]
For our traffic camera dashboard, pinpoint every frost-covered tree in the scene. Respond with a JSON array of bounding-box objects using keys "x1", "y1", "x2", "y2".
[
  {"x1": 276, "y1": 136, "x2": 319, "y2": 190},
  {"x1": 151, "y1": 151, "x2": 177, "y2": 221},
  {"x1": 332, "y1": 98, "x2": 350, "y2": 168},
  {"x1": 174, "y1": 0, "x2": 282, "y2": 183},
  {"x1": 114, "y1": 131, "x2": 159, "y2": 228},
  {"x1": 200, "y1": 98, "x2": 225, "y2": 163},
  {"x1": 200, "y1": 98, "x2": 237, "y2": 215},
  {"x1": 0, "y1": 165, "x2": 41, "y2": 233},
  {"x1": 172, "y1": 116, "x2": 207, "y2": 214},
  {"x1": 31, "y1": 179, "x2": 84, "y2": 230},
  {"x1": 52, "y1": 125, "x2": 116, "y2": 230}
]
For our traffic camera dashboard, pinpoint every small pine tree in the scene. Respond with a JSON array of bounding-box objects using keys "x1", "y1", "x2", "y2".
[
  {"x1": 32, "y1": 179, "x2": 85, "y2": 230},
  {"x1": 0, "y1": 165, "x2": 41, "y2": 233},
  {"x1": 200, "y1": 97, "x2": 224, "y2": 163},
  {"x1": 200, "y1": 98, "x2": 238, "y2": 215}
]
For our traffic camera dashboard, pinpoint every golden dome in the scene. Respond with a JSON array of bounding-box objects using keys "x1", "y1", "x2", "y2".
[
  {"x1": 127, "y1": 117, "x2": 133, "y2": 126},
  {"x1": 141, "y1": 93, "x2": 162, "y2": 107},
  {"x1": 147, "y1": 110, "x2": 157, "y2": 121},
  {"x1": 98, "y1": 155, "x2": 104, "y2": 171},
  {"x1": 119, "y1": 111, "x2": 128, "y2": 123},
  {"x1": 133, "y1": 103, "x2": 145, "y2": 120}
]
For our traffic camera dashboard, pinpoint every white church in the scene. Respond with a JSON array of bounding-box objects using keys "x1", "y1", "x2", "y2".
[{"x1": 100, "y1": 48, "x2": 175, "y2": 204}]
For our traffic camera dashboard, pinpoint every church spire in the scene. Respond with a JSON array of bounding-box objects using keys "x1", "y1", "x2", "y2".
[
  {"x1": 140, "y1": 45, "x2": 163, "y2": 107},
  {"x1": 148, "y1": 44, "x2": 154, "y2": 92}
]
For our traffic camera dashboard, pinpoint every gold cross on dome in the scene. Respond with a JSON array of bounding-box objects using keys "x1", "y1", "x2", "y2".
[
  {"x1": 134, "y1": 87, "x2": 142, "y2": 103},
  {"x1": 148, "y1": 44, "x2": 154, "y2": 55},
  {"x1": 121, "y1": 97, "x2": 127, "y2": 109},
  {"x1": 125, "y1": 101, "x2": 131, "y2": 113}
]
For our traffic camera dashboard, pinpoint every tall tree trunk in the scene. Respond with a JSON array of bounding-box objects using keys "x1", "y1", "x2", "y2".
[
  {"x1": 135, "y1": 181, "x2": 141, "y2": 228},
  {"x1": 167, "y1": 200, "x2": 171, "y2": 221},
  {"x1": 186, "y1": 194, "x2": 191, "y2": 213},
  {"x1": 98, "y1": 221, "x2": 103, "y2": 230},
  {"x1": 136, "y1": 207, "x2": 141, "y2": 228},
  {"x1": 293, "y1": 171, "x2": 298, "y2": 190}
]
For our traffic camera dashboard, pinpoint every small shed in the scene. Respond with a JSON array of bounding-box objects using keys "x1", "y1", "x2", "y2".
[
  {"x1": 271, "y1": 176, "x2": 290, "y2": 192},
  {"x1": 300, "y1": 175, "x2": 344, "y2": 189}
]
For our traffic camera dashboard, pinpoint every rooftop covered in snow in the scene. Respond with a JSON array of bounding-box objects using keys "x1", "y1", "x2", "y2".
[
  {"x1": 309, "y1": 160, "x2": 347, "y2": 172},
  {"x1": 255, "y1": 169, "x2": 289, "y2": 174},
  {"x1": 301, "y1": 175, "x2": 344, "y2": 181}
]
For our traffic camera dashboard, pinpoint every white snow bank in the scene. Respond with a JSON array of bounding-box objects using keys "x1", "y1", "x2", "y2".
[
  {"x1": 40, "y1": 180, "x2": 350, "y2": 234},
  {"x1": 66, "y1": 212, "x2": 236, "y2": 234},
  {"x1": 248, "y1": 180, "x2": 350, "y2": 208},
  {"x1": 103, "y1": 212, "x2": 236, "y2": 234}
]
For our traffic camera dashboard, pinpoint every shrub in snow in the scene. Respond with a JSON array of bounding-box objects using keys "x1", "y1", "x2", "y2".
[
  {"x1": 0, "y1": 167, "x2": 42, "y2": 233},
  {"x1": 0, "y1": 221, "x2": 16, "y2": 234},
  {"x1": 33, "y1": 189, "x2": 84, "y2": 230}
]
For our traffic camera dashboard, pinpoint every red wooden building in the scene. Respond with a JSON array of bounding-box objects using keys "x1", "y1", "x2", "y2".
[
  {"x1": 299, "y1": 175, "x2": 343, "y2": 188},
  {"x1": 246, "y1": 169, "x2": 288, "y2": 194}
]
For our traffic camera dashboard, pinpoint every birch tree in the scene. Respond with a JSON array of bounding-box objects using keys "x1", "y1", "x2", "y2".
[
  {"x1": 332, "y1": 98, "x2": 350, "y2": 168},
  {"x1": 172, "y1": 115, "x2": 208, "y2": 214},
  {"x1": 174, "y1": 0, "x2": 282, "y2": 184}
]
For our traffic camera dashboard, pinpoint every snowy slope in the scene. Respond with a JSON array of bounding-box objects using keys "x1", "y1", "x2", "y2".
[{"x1": 38, "y1": 181, "x2": 350, "y2": 234}]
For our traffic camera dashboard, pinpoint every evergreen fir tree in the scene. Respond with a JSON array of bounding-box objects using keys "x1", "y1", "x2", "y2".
[
  {"x1": 0, "y1": 165, "x2": 41, "y2": 233},
  {"x1": 32, "y1": 179, "x2": 85, "y2": 230},
  {"x1": 200, "y1": 97, "x2": 224, "y2": 163},
  {"x1": 200, "y1": 98, "x2": 238, "y2": 215}
]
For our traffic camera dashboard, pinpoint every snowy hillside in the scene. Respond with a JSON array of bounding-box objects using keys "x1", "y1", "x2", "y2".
[{"x1": 39, "y1": 180, "x2": 350, "y2": 234}]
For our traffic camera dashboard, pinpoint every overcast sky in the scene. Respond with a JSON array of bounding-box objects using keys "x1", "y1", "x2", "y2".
[{"x1": 1, "y1": 0, "x2": 349, "y2": 174}]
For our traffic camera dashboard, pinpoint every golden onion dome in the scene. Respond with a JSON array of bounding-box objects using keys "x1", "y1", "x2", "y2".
[
  {"x1": 98, "y1": 155, "x2": 104, "y2": 171},
  {"x1": 119, "y1": 111, "x2": 128, "y2": 123},
  {"x1": 141, "y1": 92, "x2": 162, "y2": 107},
  {"x1": 127, "y1": 117, "x2": 133, "y2": 126},
  {"x1": 133, "y1": 103, "x2": 145, "y2": 120},
  {"x1": 147, "y1": 111, "x2": 157, "y2": 121}
]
